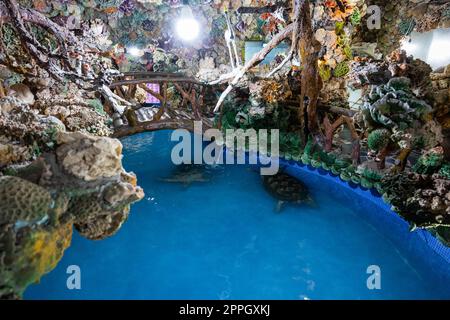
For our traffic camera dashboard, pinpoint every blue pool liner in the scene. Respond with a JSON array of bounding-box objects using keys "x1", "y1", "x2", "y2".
[{"x1": 226, "y1": 149, "x2": 450, "y2": 283}]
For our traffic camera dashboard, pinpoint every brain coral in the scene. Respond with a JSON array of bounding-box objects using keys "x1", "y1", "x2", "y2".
[{"x1": 0, "y1": 176, "x2": 52, "y2": 226}]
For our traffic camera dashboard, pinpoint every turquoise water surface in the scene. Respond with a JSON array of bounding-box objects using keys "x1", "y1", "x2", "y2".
[{"x1": 25, "y1": 131, "x2": 450, "y2": 299}]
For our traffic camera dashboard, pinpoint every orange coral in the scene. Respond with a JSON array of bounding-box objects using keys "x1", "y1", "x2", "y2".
[
  {"x1": 33, "y1": 0, "x2": 48, "y2": 12},
  {"x1": 103, "y1": 7, "x2": 119, "y2": 14},
  {"x1": 325, "y1": 0, "x2": 355, "y2": 21},
  {"x1": 9, "y1": 223, "x2": 73, "y2": 296}
]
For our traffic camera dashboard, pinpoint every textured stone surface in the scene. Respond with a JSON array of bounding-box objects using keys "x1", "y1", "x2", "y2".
[
  {"x1": 56, "y1": 132, "x2": 123, "y2": 182},
  {"x1": 0, "y1": 130, "x2": 144, "y2": 298},
  {"x1": 0, "y1": 176, "x2": 52, "y2": 226}
]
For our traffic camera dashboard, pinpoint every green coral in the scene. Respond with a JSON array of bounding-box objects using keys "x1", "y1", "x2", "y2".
[
  {"x1": 88, "y1": 99, "x2": 106, "y2": 116},
  {"x1": 368, "y1": 129, "x2": 391, "y2": 151},
  {"x1": 319, "y1": 62, "x2": 332, "y2": 82},
  {"x1": 358, "y1": 168, "x2": 383, "y2": 189},
  {"x1": 280, "y1": 132, "x2": 303, "y2": 158},
  {"x1": 332, "y1": 159, "x2": 351, "y2": 177},
  {"x1": 311, "y1": 153, "x2": 322, "y2": 168},
  {"x1": 398, "y1": 19, "x2": 416, "y2": 36},
  {"x1": 361, "y1": 168, "x2": 382, "y2": 182},
  {"x1": 350, "y1": 8, "x2": 362, "y2": 26},
  {"x1": 343, "y1": 45, "x2": 353, "y2": 60},
  {"x1": 333, "y1": 62, "x2": 350, "y2": 78},
  {"x1": 340, "y1": 170, "x2": 352, "y2": 182},
  {"x1": 363, "y1": 77, "x2": 432, "y2": 130},
  {"x1": 413, "y1": 151, "x2": 444, "y2": 175},
  {"x1": 360, "y1": 177, "x2": 373, "y2": 189},
  {"x1": 351, "y1": 175, "x2": 361, "y2": 184},
  {"x1": 439, "y1": 163, "x2": 450, "y2": 179},
  {"x1": 335, "y1": 21, "x2": 345, "y2": 34},
  {"x1": 300, "y1": 137, "x2": 316, "y2": 165}
]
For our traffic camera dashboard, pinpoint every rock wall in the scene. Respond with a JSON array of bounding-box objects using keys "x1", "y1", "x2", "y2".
[{"x1": 0, "y1": 131, "x2": 144, "y2": 299}]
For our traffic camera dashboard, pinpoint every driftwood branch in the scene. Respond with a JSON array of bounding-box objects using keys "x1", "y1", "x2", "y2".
[
  {"x1": 318, "y1": 104, "x2": 356, "y2": 117},
  {"x1": 0, "y1": 84, "x2": 5, "y2": 99},
  {"x1": 265, "y1": 51, "x2": 293, "y2": 78},
  {"x1": 0, "y1": 0, "x2": 142, "y2": 117},
  {"x1": 110, "y1": 77, "x2": 202, "y2": 88},
  {"x1": 265, "y1": 0, "x2": 302, "y2": 78},
  {"x1": 0, "y1": 1, "x2": 77, "y2": 44},
  {"x1": 391, "y1": 148, "x2": 412, "y2": 173},
  {"x1": 1, "y1": 0, "x2": 78, "y2": 82},
  {"x1": 342, "y1": 116, "x2": 361, "y2": 166},
  {"x1": 323, "y1": 114, "x2": 344, "y2": 152},
  {"x1": 112, "y1": 119, "x2": 209, "y2": 139},
  {"x1": 322, "y1": 113, "x2": 361, "y2": 165},
  {"x1": 237, "y1": 5, "x2": 285, "y2": 15},
  {"x1": 99, "y1": 84, "x2": 132, "y2": 114},
  {"x1": 297, "y1": 0, "x2": 322, "y2": 136},
  {"x1": 152, "y1": 82, "x2": 167, "y2": 122},
  {"x1": 213, "y1": 23, "x2": 294, "y2": 112}
]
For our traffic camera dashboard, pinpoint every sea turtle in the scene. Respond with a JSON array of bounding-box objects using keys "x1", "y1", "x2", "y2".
[
  {"x1": 159, "y1": 164, "x2": 210, "y2": 186},
  {"x1": 262, "y1": 172, "x2": 314, "y2": 212}
]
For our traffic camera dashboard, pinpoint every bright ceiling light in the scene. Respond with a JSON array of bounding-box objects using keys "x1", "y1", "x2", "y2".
[
  {"x1": 175, "y1": 6, "x2": 199, "y2": 42},
  {"x1": 128, "y1": 47, "x2": 142, "y2": 57},
  {"x1": 427, "y1": 29, "x2": 450, "y2": 69}
]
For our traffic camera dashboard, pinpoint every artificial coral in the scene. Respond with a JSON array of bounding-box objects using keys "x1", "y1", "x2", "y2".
[{"x1": 0, "y1": 0, "x2": 449, "y2": 298}]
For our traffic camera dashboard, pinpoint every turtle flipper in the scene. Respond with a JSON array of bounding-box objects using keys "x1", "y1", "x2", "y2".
[{"x1": 275, "y1": 200, "x2": 285, "y2": 213}]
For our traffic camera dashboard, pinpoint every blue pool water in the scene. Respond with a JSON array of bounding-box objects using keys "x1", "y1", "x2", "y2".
[{"x1": 25, "y1": 131, "x2": 450, "y2": 299}]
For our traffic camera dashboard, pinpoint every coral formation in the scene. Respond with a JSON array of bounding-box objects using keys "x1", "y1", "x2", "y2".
[
  {"x1": 0, "y1": 0, "x2": 450, "y2": 299},
  {"x1": 0, "y1": 131, "x2": 144, "y2": 298}
]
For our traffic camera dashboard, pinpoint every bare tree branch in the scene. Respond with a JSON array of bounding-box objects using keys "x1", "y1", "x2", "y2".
[{"x1": 213, "y1": 23, "x2": 294, "y2": 112}]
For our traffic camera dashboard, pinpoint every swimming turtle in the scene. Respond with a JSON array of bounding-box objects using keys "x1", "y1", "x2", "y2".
[
  {"x1": 159, "y1": 164, "x2": 210, "y2": 186},
  {"x1": 262, "y1": 172, "x2": 314, "y2": 212}
]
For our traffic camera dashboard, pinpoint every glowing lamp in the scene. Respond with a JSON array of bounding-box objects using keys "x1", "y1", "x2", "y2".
[
  {"x1": 128, "y1": 47, "x2": 142, "y2": 57},
  {"x1": 175, "y1": 5, "x2": 200, "y2": 42}
]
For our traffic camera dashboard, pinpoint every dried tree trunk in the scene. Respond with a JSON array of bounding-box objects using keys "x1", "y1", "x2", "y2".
[
  {"x1": 342, "y1": 116, "x2": 361, "y2": 166},
  {"x1": 351, "y1": 138, "x2": 361, "y2": 166},
  {"x1": 392, "y1": 148, "x2": 412, "y2": 173},
  {"x1": 0, "y1": 83, "x2": 5, "y2": 98},
  {"x1": 323, "y1": 114, "x2": 344, "y2": 152},
  {"x1": 297, "y1": 0, "x2": 322, "y2": 136},
  {"x1": 377, "y1": 146, "x2": 390, "y2": 170}
]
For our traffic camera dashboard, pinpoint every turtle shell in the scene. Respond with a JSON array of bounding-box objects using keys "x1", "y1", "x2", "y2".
[{"x1": 262, "y1": 173, "x2": 310, "y2": 202}]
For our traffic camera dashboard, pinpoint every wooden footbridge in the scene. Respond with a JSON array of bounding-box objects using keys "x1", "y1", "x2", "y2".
[{"x1": 110, "y1": 72, "x2": 217, "y2": 138}]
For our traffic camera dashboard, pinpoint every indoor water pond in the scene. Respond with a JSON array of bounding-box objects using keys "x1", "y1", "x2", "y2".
[{"x1": 25, "y1": 131, "x2": 450, "y2": 300}]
